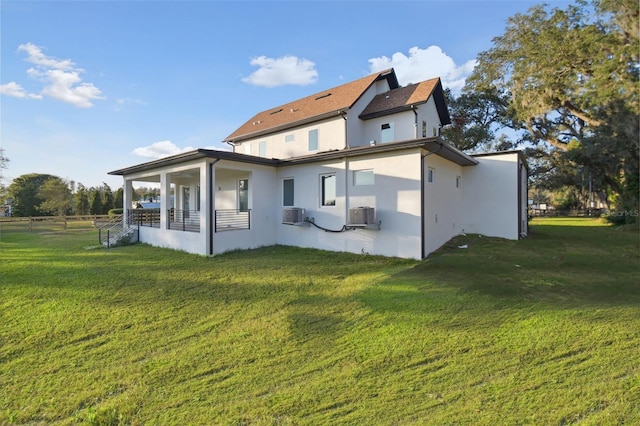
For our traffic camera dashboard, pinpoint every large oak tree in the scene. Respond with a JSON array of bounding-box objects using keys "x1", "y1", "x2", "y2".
[{"x1": 465, "y1": 0, "x2": 639, "y2": 213}]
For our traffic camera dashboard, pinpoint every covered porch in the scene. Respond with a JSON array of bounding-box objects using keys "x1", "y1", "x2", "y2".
[{"x1": 110, "y1": 150, "x2": 280, "y2": 255}]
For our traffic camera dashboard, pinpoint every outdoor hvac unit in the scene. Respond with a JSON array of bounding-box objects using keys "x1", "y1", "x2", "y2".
[
  {"x1": 349, "y1": 207, "x2": 376, "y2": 225},
  {"x1": 282, "y1": 207, "x2": 305, "y2": 224}
]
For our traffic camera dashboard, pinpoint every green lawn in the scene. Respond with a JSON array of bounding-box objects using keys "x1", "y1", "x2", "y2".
[{"x1": 1, "y1": 218, "x2": 639, "y2": 425}]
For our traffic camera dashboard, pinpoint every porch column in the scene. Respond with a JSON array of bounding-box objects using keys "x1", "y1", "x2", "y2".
[
  {"x1": 160, "y1": 172, "x2": 170, "y2": 229},
  {"x1": 124, "y1": 179, "x2": 134, "y2": 223},
  {"x1": 201, "y1": 162, "x2": 213, "y2": 255}
]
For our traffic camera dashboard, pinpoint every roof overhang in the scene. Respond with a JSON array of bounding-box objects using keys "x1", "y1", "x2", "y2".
[
  {"x1": 108, "y1": 149, "x2": 279, "y2": 176},
  {"x1": 109, "y1": 137, "x2": 477, "y2": 177}
]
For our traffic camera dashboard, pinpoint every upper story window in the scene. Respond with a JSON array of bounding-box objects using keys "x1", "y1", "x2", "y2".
[
  {"x1": 283, "y1": 178, "x2": 294, "y2": 206},
  {"x1": 320, "y1": 173, "x2": 336, "y2": 206},
  {"x1": 285, "y1": 134, "x2": 295, "y2": 143},
  {"x1": 381, "y1": 122, "x2": 394, "y2": 143},
  {"x1": 422, "y1": 121, "x2": 427, "y2": 138},
  {"x1": 259, "y1": 141, "x2": 266, "y2": 157},
  {"x1": 244, "y1": 144, "x2": 251, "y2": 155},
  {"x1": 308, "y1": 129, "x2": 319, "y2": 151},
  {"x1": 353, "y1": 169, "x2": 374, "y2": 186}
]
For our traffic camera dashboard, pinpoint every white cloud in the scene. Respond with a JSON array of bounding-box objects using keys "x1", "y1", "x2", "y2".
[
  {"x1": 131, "y1": 140, "x2": 196, "y2": 159},
  {"x1": 242, "y1": 55, "x2": 318, "y2": 87},
  {"x1": 32, "y1": 68, "x2": 104, "y2": 108},
  {"x1": 0, "y1": 82, "x2": 42, "y2": 99},
  {"x1": 0, "y1": 42, "x2": 105, "y2": 108},
  {"x1": 368, "y1": 46, "x2": 477, "y2": 93},
  {"x1": 18, "y1": 42, "x2": 75, "y2": 71}
]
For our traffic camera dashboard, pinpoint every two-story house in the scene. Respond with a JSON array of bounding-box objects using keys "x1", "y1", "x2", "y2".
[{"x1": 108, "y1": 68, "x2": 528, "y2": 259}]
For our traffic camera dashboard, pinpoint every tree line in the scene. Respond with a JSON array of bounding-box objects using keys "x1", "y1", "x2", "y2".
[{"x1": 0, "y1": 170, "x2": 164, "y2": 217}]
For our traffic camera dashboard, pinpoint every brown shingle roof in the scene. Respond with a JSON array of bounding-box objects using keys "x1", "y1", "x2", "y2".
[
  {"x1": 224, "y1": 69, "x2": 398, "y2": 142},
  {"x1": 358, "y1": 77, "x2": 450, "y2": 124}
]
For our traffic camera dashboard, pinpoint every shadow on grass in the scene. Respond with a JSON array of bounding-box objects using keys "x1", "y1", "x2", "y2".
[{"x1": 359, "y1": 222, "x2": 640, "y2": 312}]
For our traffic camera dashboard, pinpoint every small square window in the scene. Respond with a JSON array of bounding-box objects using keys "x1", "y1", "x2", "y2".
[
  {"x1": 354, "y1": 169, "x2": 374, "y2": 186},
  {"x1": 285, "y1": 134, "x2": 295, "y2": 143}
]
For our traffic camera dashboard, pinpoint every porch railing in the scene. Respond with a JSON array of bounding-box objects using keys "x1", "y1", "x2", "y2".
[
  {"x1": 168, "y1": 209, "x2": 200, "y2": 232},
  {"x1": 130, "y1": 208, "x2": 161, "y2": 228},
  {"x1": 215, "y1": 209, "x2": 251, "y2": 232}
]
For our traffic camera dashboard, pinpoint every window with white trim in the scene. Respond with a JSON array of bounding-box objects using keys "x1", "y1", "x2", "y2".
[
  {"x1": 354, "y1": 169, "x2": 374, "y2": 186},
  {"x1": 259, "y1": 141, "x2": 266, "y2": 157},
  {"x1": 309, "y1": 129, "x2": 319, "y2": 151},
  {"x1": 283, "y1": 178, "x2": 294, "y2": 206},
  {"x1": 320, "y1": 173, "x2": 336, "y2": 206},
  {"x1": 381, "y1": 122, "x2": 394, "y2": 143}
]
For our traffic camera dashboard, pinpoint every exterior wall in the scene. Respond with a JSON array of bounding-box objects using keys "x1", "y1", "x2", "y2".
[
  {"x1": 461, "y1": 153, "x2": 520, "y2": 239},
  {"x1": 211, "y1": 160, "x2": 279, "y2": 255},
  {"x1": 350, "y1": 97, "x2": 443, "y2": 148},
  {"x1": 276, "y1": 149, "x2": 424, "y2": 259},
  {"x1": 345, "y1": 81, "x2": 389, "y2": 147},
  {"x1": 359, "y1": 111, "x2": 416, "y2": 146},
  {"x1": 234, "y1": 116, "x2": 346, "y2": 159},
  {"x1": 417, "y1": 97, "x2": 443, "y2": 138},
  {"x1": 423, "y1": 154, "x2": 464, "y2": 256}
]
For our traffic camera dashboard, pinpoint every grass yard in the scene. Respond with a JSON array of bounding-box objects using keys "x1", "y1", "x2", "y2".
[{"x1": 1, "y1": 217, "x2": 638, "y2": 425}]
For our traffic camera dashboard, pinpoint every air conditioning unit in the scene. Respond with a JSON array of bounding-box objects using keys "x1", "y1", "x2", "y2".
[
  {"x1": 349, "y1": 207, "x2": 375, "y2": 225},
  {"x1": 282, "y1": 207, "x2": 305, "y2": 224}
]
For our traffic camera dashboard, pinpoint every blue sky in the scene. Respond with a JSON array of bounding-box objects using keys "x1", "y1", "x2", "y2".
[{"x1": 1, "y1": 0, "x2": 569, "y2": 189}]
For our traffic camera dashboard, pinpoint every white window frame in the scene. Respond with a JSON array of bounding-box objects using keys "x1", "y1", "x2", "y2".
[
  {"x1": 320, "y1": 173, "x2": 336, "y2": 207},
  {"x1": 353, "y1": 169, "x2": 374, "y2": 186}
]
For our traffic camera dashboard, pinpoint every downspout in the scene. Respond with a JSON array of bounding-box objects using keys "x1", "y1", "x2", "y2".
[
  {"x1": 340, "y1": 111, "x2": 348, "y2": 149},
  {"x1": 420, "y1": 142, "x2": 444, "y2": 258},
  {"x1": 411, "y1": 105, "x2": 418, "y2": 139},
  {"x1": 209, "y1": 158, "x2": 221, "y2": 255},
  {"x1": 344, "y1": 156, "x2": 349, "y2": 227}
]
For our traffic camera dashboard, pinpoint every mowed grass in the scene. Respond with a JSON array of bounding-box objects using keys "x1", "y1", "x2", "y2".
[{"x1": 1, "y1": 218, "x2": 638, "y2": 425}]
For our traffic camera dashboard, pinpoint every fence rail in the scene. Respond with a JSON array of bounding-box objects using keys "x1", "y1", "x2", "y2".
[
  {"x1": 130, "y1": 209, "x2": 161, "y2": 228},
  {"x1": 215, "y1": 209, "x2": 250, "y2": 232},
  {"x1": 0, "y1": 214, "x2": 113, "y2": 232},
  {"x1": 168, "y1": 209, "x2": 200, "y2": 232}
]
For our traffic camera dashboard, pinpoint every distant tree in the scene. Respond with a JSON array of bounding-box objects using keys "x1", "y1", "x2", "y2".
[
  {"x1": 38, "y1": 177, "x2": 73, "y2": 216},
  {"x1": 75, "y1": 184, "x2": 90, "y2": 215},
  {"x1": 114, "y1": 187, "x2": 124, "y2": 209},
  {"x1": 0, "y1": 148, "x2": 8, "y2": 197},
  {"x1": 7, "y1": 173, "x2": 57, "y2": 217},
  {"x1": 89, "y1": 187, "x2": 103, "y2": 215},
  {"x1": 102, "y1": 183, "x2": 115, "y2": 213}
]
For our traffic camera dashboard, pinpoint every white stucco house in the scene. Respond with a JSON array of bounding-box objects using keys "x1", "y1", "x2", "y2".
[{"x1": 108, "y1": 68, "x2": 528, "y2": 259}]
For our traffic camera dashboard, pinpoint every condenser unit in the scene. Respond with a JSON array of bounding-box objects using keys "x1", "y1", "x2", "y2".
[
  {"x1": 282, "y1": 207, "x2": 305, "y2": 224},
  {"x1": 349, "y1": 207, "x2": 375, "y2": 225}
]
